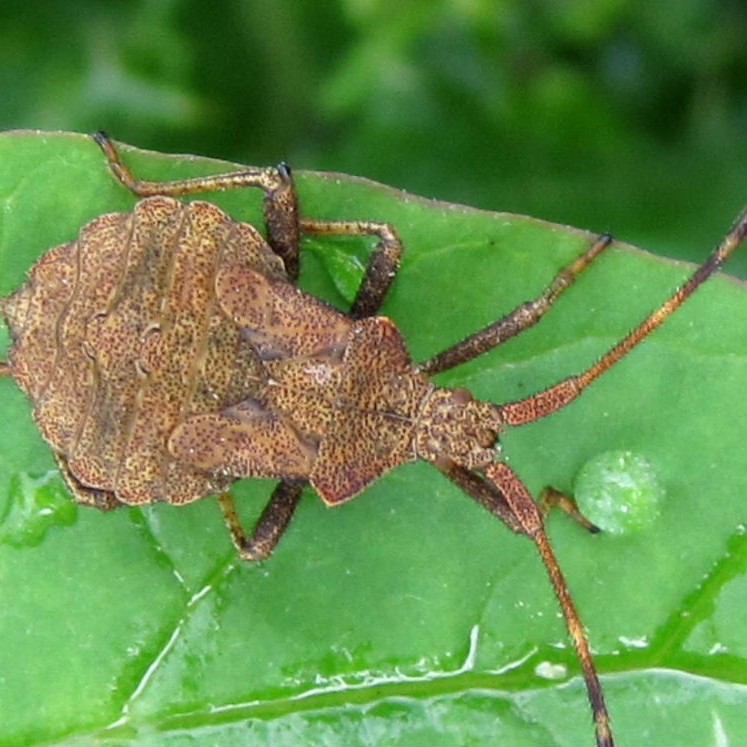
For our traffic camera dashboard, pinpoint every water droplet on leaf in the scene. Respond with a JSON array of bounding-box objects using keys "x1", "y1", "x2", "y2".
[
  {"x1": 574, "y1": 450, "x2": 664, "y2": 535},
  {"x1": 0, "y1": 471, "x2": 77, "y2": 547},
  {"x1": 535, "y1": 660, "x2": 568, "y2": 680}
]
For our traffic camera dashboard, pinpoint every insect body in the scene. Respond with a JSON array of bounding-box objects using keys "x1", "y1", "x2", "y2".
[{"x1": 2, "y1": 133, "x2": 746, "y2": 747}]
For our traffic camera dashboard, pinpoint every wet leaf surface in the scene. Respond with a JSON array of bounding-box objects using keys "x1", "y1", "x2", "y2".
[{"x1": 1, "y1": 131, "x2": 747, "y2": 746}]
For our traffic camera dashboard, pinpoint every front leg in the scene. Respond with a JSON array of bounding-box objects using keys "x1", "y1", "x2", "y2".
[{"x1": 418, "y1": 234, "x2": 613, "y2": 375}]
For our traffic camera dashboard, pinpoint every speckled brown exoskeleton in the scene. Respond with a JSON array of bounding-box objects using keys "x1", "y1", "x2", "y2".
[{"x1": 1, "y1": 133, "x2": 746, "y2": 747}]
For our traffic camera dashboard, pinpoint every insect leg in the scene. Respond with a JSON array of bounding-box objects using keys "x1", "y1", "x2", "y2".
[
  {"x1": 434, "y1": 457, "x2": 525, "y2": 534},
  {"x1": 499, "y1": 204, "x2": 747, "y2": 427},
  {"x1": 299, "y1": 218, "x2": 403, "y2": 318},
  {"x1": 218, "y1": 480, "x2": 304, "y2": 561},
  {"x1": 539, "y1": 486, "x2": 600, "y2": 533},
  {"x1": 437, "y1": 456, "x2": 599, "y2": 534},
  {"x1": 437, "y1": 457, "x2": 614, "y2": 747},
  {"x1": 92, "y1": 132, "x2": 302, "y2": 280},
  {"x1": 418, "y1": 234, "x2": 613, "y2": 375}
]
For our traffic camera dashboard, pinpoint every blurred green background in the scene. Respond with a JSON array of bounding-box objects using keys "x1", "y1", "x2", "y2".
[{"x1": 1, "y1": 0, "x2": 746, "y2": 272}]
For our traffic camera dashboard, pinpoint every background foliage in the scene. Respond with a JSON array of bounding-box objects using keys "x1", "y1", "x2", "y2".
[{"x1": 1, "y1": 0, "x2": 746, "y2": 268}]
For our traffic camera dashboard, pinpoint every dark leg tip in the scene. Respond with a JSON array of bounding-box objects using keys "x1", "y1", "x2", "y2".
[{"x1": 92, "y1": 130, "x2": 109, "y2": 146}]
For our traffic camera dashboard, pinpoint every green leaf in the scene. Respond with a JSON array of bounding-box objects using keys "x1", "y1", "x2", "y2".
[{"x1": 1, "y1": 130, "x2": 746, "y2": 747}]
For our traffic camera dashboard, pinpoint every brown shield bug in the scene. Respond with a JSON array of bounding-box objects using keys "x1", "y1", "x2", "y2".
[{"x1": 1, "y1": 132, "x2": 746, "y2": 747}]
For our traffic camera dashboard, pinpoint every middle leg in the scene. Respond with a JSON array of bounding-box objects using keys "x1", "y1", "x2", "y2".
[
  {"x1": 300, "y1": 218, "x2": 404, "y2": 318},
  {"x1": 218, "y1": 480, "x2": 305, "y2": 561}
]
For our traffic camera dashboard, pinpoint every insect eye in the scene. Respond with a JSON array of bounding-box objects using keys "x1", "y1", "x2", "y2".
[{"x1": 451, "y1": 387, "x2": 473, "y2": 405}]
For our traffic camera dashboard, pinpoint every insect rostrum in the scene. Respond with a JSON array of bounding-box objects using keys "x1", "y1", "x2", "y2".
[{"x1": 1, "y1": 132, "x2": 746, "y2": 747}]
